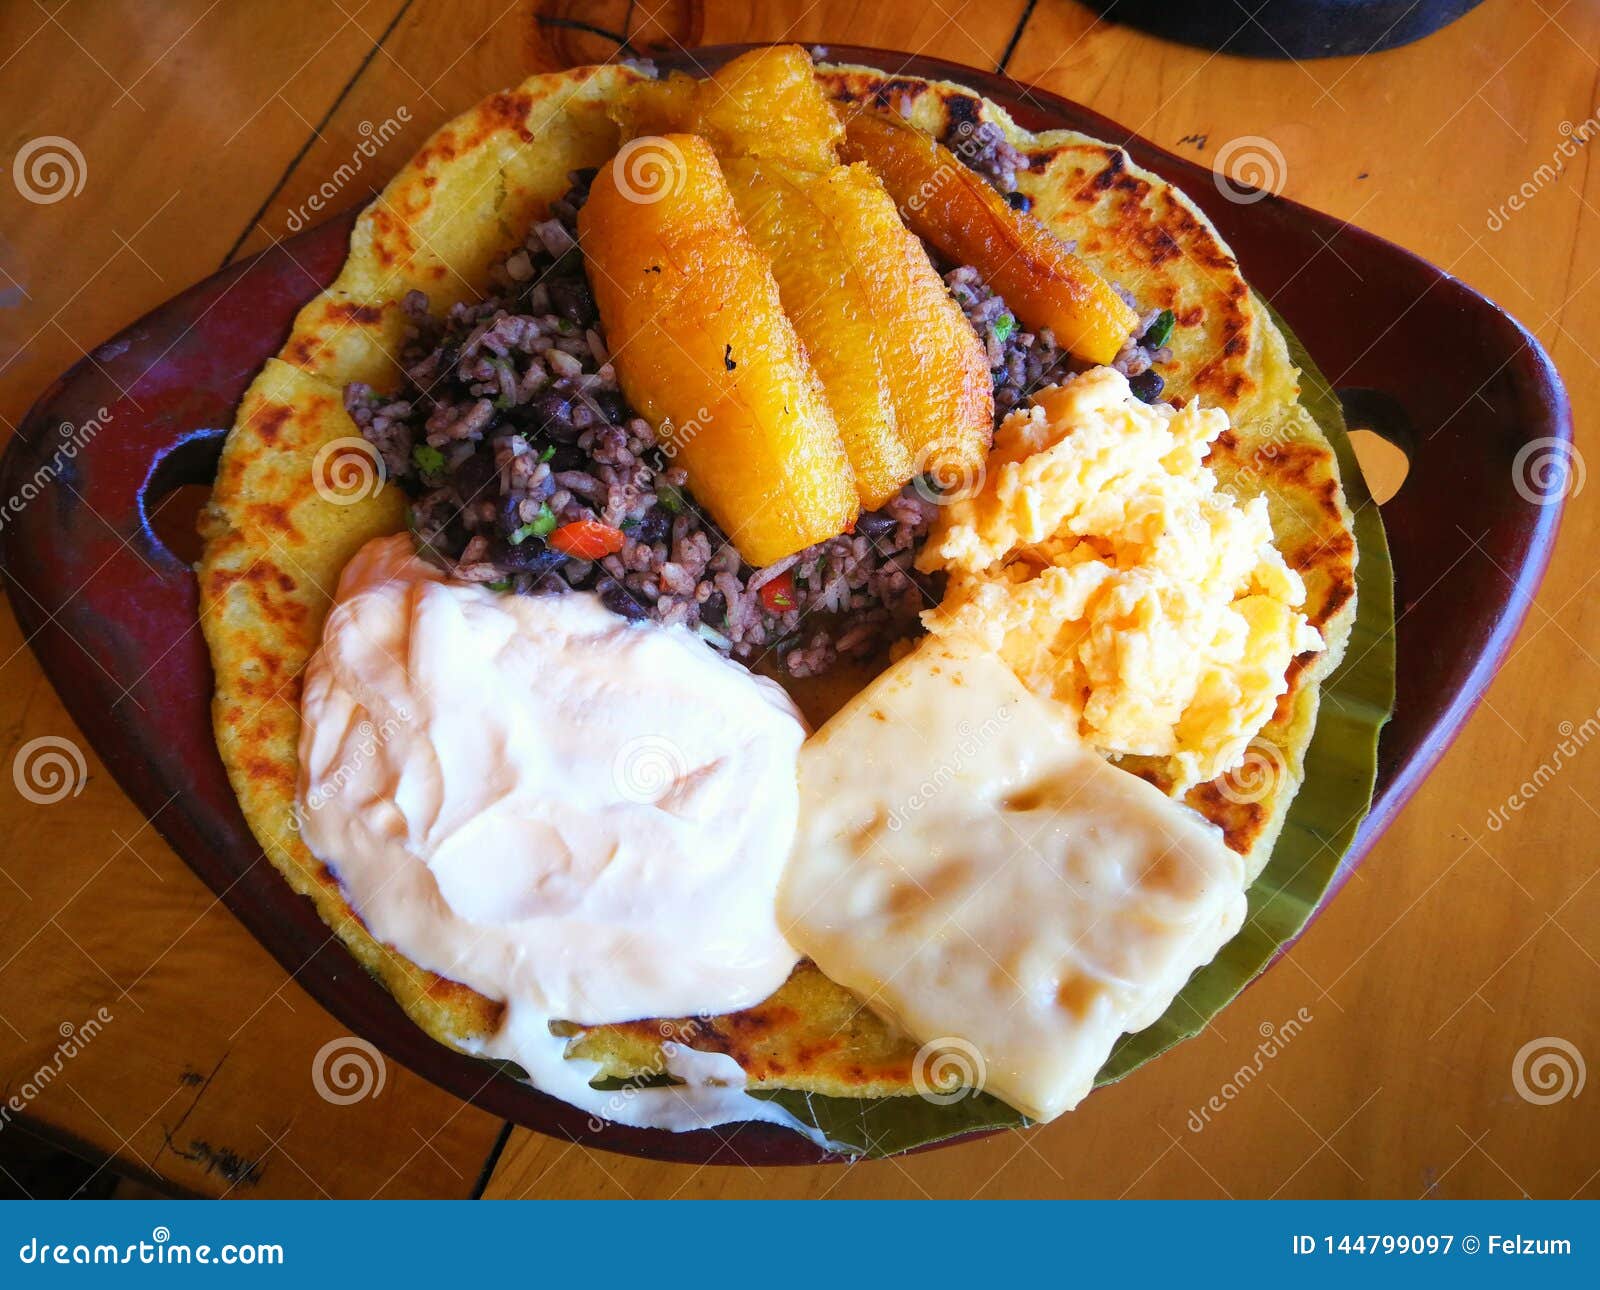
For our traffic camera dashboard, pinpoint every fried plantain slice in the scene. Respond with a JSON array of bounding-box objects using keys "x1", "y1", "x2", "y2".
[
  {"x1": 840, "y1": 109, "x2": 1140, "y2": 366},
  {"x1": 579, "y1": 133, "x2": 858, "y2": 566}
]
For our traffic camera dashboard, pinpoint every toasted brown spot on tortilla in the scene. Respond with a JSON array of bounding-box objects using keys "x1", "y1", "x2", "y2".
[
  {"x1": 243, "y1": 756, "x2": 293, "y2": 790},
  {"x1": 1137, "y1": 224, "x2": 1183, "y2": 265},
  {"x1": 251, "y1": 404, "x2": 294, "y2": 444},
  {"x1": 326, "y1": 301, "x2": 385, "y2": 326},
  {"x1": 1185, "y1": 781, "x2": 1268, "y2": 855},
  {"x1": 943, "y1": 93, "x2": 982, "y2": 133},
  {"x1": 479, "y1": 90, "x2": 537, "y2": 143},
  {"x1": 369, "y1": 207, "x2": 412, "y2": 266},
  {"x1": 872, "y1": 78, "x2": 929, "y2": 112},
  {"x1": 1089, "y1": 150, "x2": 1125, "y2": 188},
  {"x1": 245, "y1": 502, "x2": 297, "y2": 536},
  {"x1": 413, "y1": 137, "x2": 459, "y2": 169},
  {"x1": 282, "y1": 335, "x2": 319, "y2": 368}
]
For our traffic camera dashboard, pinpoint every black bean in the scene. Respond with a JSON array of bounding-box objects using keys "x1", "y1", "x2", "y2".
[
  {"x1": 492, "y1": 536, "x2": 565, "y2": 577},
  {"x1": 531, "y1": 392, "x2": 581, "y2": 441},
  {"x1": 632, "y1": 505, "x2": 671, "y2": 545},
  {"x1": 547, "y1": 276, "x2": 597, "y2": 326},
  {"x1": 1004, "y1": 190, "x2": 1032, "y2": 213},
  {"x1": 532, "y1": 567, "x2": 570, "y2": 595},
  {"x1": 582, "y1": 387, "x2": 629, "y2": 425},
  {"x1": 700, "y1": 590, "x2": 727, "y2": 625},
  {"x1": 495, "y1": 493, "x2": 524, "y2": 538},
  {"x1": 544, "y1": 442, "x2": 588, "y2": 475},
  {"x1": 451, "y1": 449, "x2": 496, "y2": 502},
  {"x1": 1128, "y1": 370, "x2": 1165, "y2": 404},
  {"x1": 598, "y1": 577, "x2": 649, "y2": 621},
  {"x1": 856, "y1": 509, "x2": 898, "y2": 540},
  {"x1": 432, "y1": 519, "x2": 470, "y2": 561}
]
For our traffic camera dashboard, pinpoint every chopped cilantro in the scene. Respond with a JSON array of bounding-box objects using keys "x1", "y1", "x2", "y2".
[
  {"x1": 539, "y1": 444, "x2": 556, "y2": 463},
  {"x1": 657, "y1": 482, "x2": 686, "y2": 515},
  {"x1": 1141, "y1": 308, "x2": 1175, "y2": 349},
  {"x1": 411, "y1": 444, "x2": 446, "y2": 474},
  {"x1": 511, "y1": 504, "x2": 557, "y2": 545},
  {"x1": 992, "y1": 312, "x2": 1016, "y2": 344},
  {"x1": 486, "y1": 578, "x2": 512, "y2": 592}
]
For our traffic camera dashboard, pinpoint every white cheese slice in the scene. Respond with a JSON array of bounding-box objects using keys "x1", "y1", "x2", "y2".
[{"x1": 780, "y1": 636, "x2": 1248, "y2": 1122}]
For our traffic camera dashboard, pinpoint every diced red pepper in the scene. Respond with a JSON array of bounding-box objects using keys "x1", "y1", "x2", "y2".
[
  {"x1": 759, "y1": 569, "x2": 797, "y2": 613},
  {"x1": 548, "y1": 519, "x2": 626, "y2": 559}
]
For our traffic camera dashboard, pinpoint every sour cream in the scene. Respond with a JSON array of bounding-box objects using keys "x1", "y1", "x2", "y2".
[{"x1": 297, "y1": 534, "x2": 814, "y2": 1136}]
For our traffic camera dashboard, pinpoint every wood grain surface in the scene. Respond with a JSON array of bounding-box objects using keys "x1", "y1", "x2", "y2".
[{"x1": 0, "y1": 0, "x2": 1594, "y2": 1200}]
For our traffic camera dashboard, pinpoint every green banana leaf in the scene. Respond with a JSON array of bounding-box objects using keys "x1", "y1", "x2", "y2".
[{"x1": 755, "y1": 314, "x2": 1399, "y2": 1157}]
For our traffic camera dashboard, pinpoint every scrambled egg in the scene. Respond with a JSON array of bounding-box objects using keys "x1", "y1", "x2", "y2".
[{"x1": 918, "y1": 366, "x2": 1323, "y2": 790}]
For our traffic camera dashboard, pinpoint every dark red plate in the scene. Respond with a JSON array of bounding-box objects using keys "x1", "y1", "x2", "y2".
[{"x1": 0, "y1": 45, "x2": 1569, "y2": 1166}]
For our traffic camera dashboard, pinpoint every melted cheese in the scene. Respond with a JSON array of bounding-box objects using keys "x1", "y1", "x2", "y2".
[
  {"x1": 917, "y1": 366, "x2": 1322, "y2": 789},
  {"x1": 780, "y1": 637, "x2": 1248, "y2": 1122}
]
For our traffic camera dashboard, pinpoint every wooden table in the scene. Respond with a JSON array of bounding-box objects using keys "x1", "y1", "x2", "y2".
[{"x1": 0, "y1": 0, "x2": 1595, "y2": 1200}]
